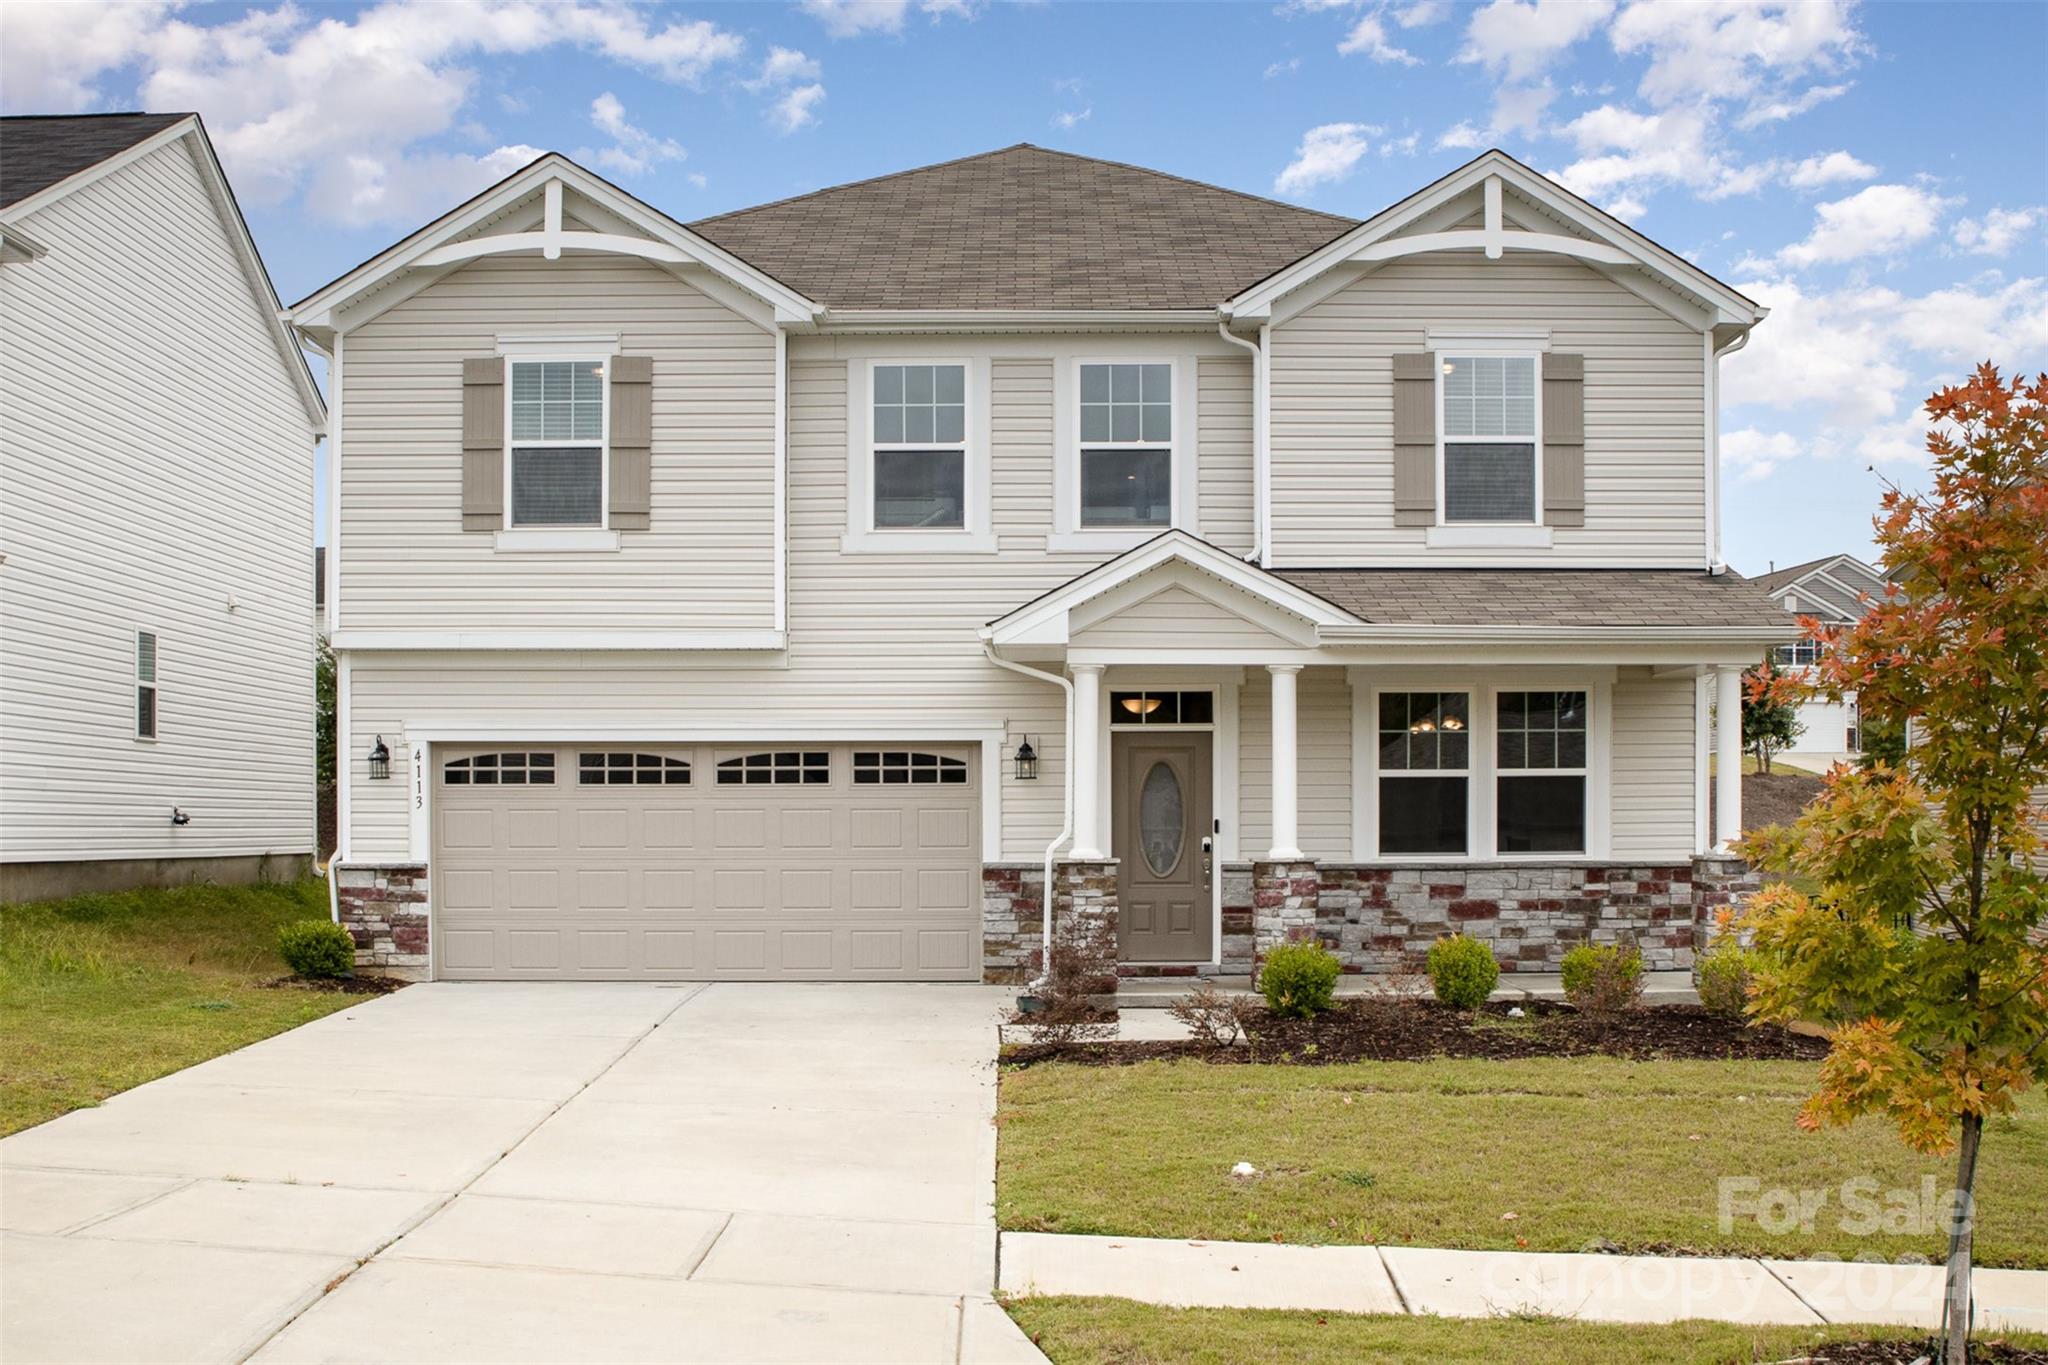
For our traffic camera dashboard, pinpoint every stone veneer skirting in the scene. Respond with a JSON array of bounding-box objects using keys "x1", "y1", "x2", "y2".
[{"x1": 333, "y1": 863, "x2": 429, "y2": 977}]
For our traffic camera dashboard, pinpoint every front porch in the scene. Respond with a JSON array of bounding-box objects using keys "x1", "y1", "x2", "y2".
[{"x1": 977, "y1": 532, "x2": 1789, "y2": 984}]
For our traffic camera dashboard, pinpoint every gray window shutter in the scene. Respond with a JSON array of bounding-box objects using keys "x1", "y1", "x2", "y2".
[
  {"x1": 1392, "y1": 351, "x2": 1436, "y2": 528},
  {"x1": 609, "y1": 355, "x2": 652, "y2": 531},
  {"x1": 461, "y1": 358, "x2": 504, "y2": 532},
  {"x1": 1543, "y1": 352, "x2": 1585, "y2": 528}
]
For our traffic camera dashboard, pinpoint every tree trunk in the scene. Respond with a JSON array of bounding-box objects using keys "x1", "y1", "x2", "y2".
[{"x1": 1940, "y1": 1111, "x2": 1984, "y2": 1364}]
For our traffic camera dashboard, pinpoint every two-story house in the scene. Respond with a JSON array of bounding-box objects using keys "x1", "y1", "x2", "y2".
[
  {"x1": 293, "y1": 145, "x2": 1789, "y2": 982},
  {"x1": 1754, "y1": 552, "x2": 1894, "y2": 763},
  {"x1": 1, "y1": 113, "x2": 326, "y2": 900}
]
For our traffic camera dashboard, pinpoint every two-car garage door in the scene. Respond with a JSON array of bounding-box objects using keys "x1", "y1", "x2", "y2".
[{"x1": 431, "y1": 743, "x2": 981, "y2": 980}]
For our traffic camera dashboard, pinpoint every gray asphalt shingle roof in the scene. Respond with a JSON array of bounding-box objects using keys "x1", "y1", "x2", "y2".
[
  {"x1": 0, "y1": 113, "x2": 189, "y2": 210},
  {"x1": 1272, "y1": 568, "x2": 1793, "y2": 629},
  {"x1": 688, "y1": 144, "x2": 1358, "y2": 311}
]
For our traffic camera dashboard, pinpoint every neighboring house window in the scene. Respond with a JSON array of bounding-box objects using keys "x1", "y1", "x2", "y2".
[
  {"x1": 852, "y1": 751, "x2": 969, "y2": 785},
  {"x1": 578, "y1": 752, "x2": 691, "y2": 785},
  {"x1": 1497, "y1": 690, "x2": 1587, "y2": 853},
  {"x1": 1440, "y1": 354, "x2": 1538, "y2": 523},
  {"x1": 1772, "y1": 639, "x2": 1821, "y2": 667},
  {"x1": 135, "y1": 631, "x2": 157, "y2": 740},
  {"x1": 717, "y1": 750, "x2": 831, "y2": 785},
  {"x1": 872, "y1": 363, "x2": 967, "y2": 529},
  {"x1": 1378, "y1": 691, "x2": 1469, "y2": 855},
  {"x1": 1079, "y1": 362, "x2": 1172, "y2": 527},
  {"x1": 508, "y1": 359, "x2": 606, "y2": 527}
]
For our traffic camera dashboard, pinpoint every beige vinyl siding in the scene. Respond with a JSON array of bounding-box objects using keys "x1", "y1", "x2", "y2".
[
  {"x1": 1073, "y1": 585, "x2": 1299, "y2": 652},
  {"x1": 1610, "y1": 668, "x2": 1697, "y2": 859},
  {"x1": 338, "y1": 252, "x2": 775, "y2": 630},
  {"x1": 1196, "y1": 354, "x2": 1254, "y2": 554},
  {"x1": 1238, "y1": 666, "x2": 1353, "y2": 860},
  {"x1": 1268, "y1": 253, "x2": 1706, "y2": 566},
  {"x1": 0, "y1": 138, "x2": 318, "y2": 862}
]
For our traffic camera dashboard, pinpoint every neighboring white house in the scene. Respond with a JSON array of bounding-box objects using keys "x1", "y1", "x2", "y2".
[
  {"x1": 1753, "y1": 553, "x2": 1893, "y2": 762},
  {"x1": 0, "y1": 114, "x2": 327, "y2": 900},
  {"x1": 292, "y1": 145, "x2": 1791, "y2": 982}
]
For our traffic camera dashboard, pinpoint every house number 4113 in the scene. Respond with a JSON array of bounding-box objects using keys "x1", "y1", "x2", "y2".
[{"x1": 414, "y1": 748, "x2": 425, "y2": 810}]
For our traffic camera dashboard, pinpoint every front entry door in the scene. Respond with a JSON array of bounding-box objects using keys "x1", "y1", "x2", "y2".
[{"x1": 1112, "y1": 732, "x2": 1213, "y2": 962}]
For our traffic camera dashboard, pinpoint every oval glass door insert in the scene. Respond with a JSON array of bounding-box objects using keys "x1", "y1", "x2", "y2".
[{"x1": 1139, "y1": 761, "x2": 1185, "y2": 877}]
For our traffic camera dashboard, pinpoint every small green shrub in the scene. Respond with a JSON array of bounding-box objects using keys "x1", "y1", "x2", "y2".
[
  {"x1": 1260, "y1": 939, "x2": 1341, "y2": 1018},
  {"x1": 1560, "y1": 942, "x2": 1644, "y2": 1015},
  {"x1": 1695, "y1": 939, "x2": 1757, "y2": 1019},
  {"x1": 1426, "y1": 933, "x2": 1500, "y2": 1009},
  {"x1": 277, "y1": 919, "x2": 355, "y2": 979}
]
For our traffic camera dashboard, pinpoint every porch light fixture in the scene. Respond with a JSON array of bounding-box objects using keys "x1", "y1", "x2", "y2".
[
  {"x1": 1119, "y1": 694, "x2": 1163, "y2": 716},
  {"x1": 1013, "y1": 738, "x2": 1038, "y2": 781},
  {"x1": 368, "y1": 735, "x2": 391, "y2": 781}
]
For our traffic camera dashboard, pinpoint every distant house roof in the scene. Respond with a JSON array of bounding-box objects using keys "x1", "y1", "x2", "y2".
[
  {"x1": 1272, "y1": 568, "x2": 1793, "y2": 630},
  {"x1": 687, "y1": 144, "x2": 1358, "y2": 311},
  {"x1": 0, "y1": 113, "x2": 190, "y2": 210},
  {"x1": 1751, "y1": 553, "x2": 1891, "y2": 623}
]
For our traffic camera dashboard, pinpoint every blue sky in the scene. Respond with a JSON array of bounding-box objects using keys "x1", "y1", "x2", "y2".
[{"x1": 6, "y1": 0, "x2": 2044, "y2": 574}]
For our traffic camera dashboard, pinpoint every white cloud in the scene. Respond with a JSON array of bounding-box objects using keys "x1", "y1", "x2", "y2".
[
  {"x1": 577, "y1": 92, "x2": 684, "y2": 177},
  {"x1": 1722, "y1": 427, "x2": 1802, "y2": 481},
  {"x1": 755, "y1": 46, "x2": 823, "y2": 86},
  {"x1": 1393, "y1": 0, "x2": 1448, "y2": 27},
  {"x1": 771, "y1": 83, "x2": 827, "y2": 134},
  {"x1": 1459, "y1": 0, "x2": 1612, "y2": 81},
  {"x1": 1264, "y1": 56, "x2": 1302, "y2": 79},
  {"x1": 1952, "y1": 207, "x2": 2042, "y2": 258},
  {"x1": 1768, "y1": 183, "x2": 1957, "y2": 268},
  {"x1": 1275, "y1": 121, "x2": 1382, "y2": 195},
  {"x1": 1436, "y1": 121, "x2": 1484, "y2": 151},
  {"x1": 1736, "y1": 81, "x2": 1851, "y2": 129},
  {"x1": 0, "y1": 0, "x2": 177, "y2": 109},
  {"x1": 1338, "y1": 13, "x2": 1420, "y2": 65},
  {"x1": 800, "y1": 0, "x2": 969, "y2": 39},
  {"x1": 1785, "y1": 150, "x2": 1876, "y2": 189},
  {"x1": 1052, "y1": 107, "x2": 1091, "y2": 130},
  {"x1": 1607, "y1": 0, "x2": 1865, "y2": 118}
]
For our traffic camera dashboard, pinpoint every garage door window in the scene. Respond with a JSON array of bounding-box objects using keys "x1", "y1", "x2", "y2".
[
  {"x1": 717, "y1": 750, "x2": 831, "y2": 785},
  {"x1": 444, "y1": 752, "x2": 556, "y2": 786},
  {"x1": 853, "y1": 751, "x2": 969, "y2": 785},
  {"x1": 579, "y1": 752, "x2": 691, "y2": 785}
]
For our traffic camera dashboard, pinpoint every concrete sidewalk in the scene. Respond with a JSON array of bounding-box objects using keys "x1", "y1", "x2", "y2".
[
  {"x1": 2, "y1": 982, "x2": 1045, "y2": 1364},
  {"x1": 999, "y1": 1231, "x2": 2048, "y2": 1331}
]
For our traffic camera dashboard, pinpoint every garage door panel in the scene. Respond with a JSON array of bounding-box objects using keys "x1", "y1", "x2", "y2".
[{"x1": 434, "y1": 743, "x2": 980, "y2": 980}]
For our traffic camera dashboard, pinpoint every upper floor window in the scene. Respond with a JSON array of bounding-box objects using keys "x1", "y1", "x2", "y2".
[
  {"x1": 1440, "y1": 354, "x2": 1537, "y2": 523},
  {"x1": 135, "y1": 630, "x2": 158, "y2": 740},
  {"x1": 1772, "y1": 639, "x2": 1821, "y2": 667},
  {"x1": 509, "y1": 359, "x2": 606, "y2": 528},
  {"x1": 1079, "y1": 363, "x2": 1173, "y2": 527},
  {"x1": 872, "y1": 363, "x2": 967, "y2": 529}
]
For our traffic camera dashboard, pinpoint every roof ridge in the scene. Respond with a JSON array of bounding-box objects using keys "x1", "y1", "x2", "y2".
[
  {"x1": 0, "y1": 111, "x2": 194, "y2": 121},
  {"x1": 689, "y1": 142, "x2": 1357, "y2": 230}
]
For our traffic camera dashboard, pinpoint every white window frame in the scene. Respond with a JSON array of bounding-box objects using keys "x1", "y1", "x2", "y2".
[
  {"x1": 134, "y1": 629, "x2": 158, "y2": 742},
  {"x1": 1052, "y1": 355, "x2": 1198, "y2": 553},
  {"x1": 844, "y1": 356, "x2": 994, "y2": 554},
  {"x1": 502, "y1": 353, "x2": 611, "y2": 542},
  {"x1": 1492, "y1": 685, "x2": 1593, "y2": 858},
  {"x1": 1367, "y1": 687, "x2": 1477, "y2": 861},
  {"x1": 1429, "y1": 347, "x2": 1552, "y2": 550}
]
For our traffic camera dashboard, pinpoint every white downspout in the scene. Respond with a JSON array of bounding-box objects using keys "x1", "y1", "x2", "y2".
[
  {"x1": 982, "y1": 643, "x2": 1074, "y2": 988},
  {"x1": 1217, "y1": 320, "x2": 1266, "y2": 565},
  {"x1": 1707, "y1": 329, "x2": 1751, "y2": 575}
]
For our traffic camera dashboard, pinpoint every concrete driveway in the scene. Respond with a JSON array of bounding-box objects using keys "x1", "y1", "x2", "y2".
[{"x1": 0, "y1": 982, "x2": 1043, "y2": 1364}]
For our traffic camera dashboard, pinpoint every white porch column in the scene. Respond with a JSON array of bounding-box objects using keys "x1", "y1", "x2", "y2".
[
  {"x1": 1266, "y1": 664, "x2": 1303, "y2": 860},
  {"x1": 1715, "y1": 664, "x2": 1744, "y2": 851},
  {"x1": 1070, "y1": 663, "x2": 1105, "y2": 859}
]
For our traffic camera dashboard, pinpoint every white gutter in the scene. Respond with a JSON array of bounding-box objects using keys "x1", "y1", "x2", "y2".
[
  {"x1": 981, "y1": 644, "x2": 1074, "y2": 989},
  {"x1": 1314, "y1": 622, "x2": 1798, "y2": 645},
  {"x1": 1215, "y1": 321, "x2": 1267, "y2": 565}
]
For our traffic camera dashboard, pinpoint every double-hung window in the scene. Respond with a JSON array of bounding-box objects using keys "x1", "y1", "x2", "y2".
[
  {"x1": 1377, "y1": 691, "x2": 1469, "y2": 855},
  {"x1": 1079, "y1": 362, "x2": 1173, "y2": 527},
  {"x1": 1496, "y1": 690, "x2": 1588, "y2": 853},
  {"x1": 509, "y1": 359, "x2": 606, "y2": 527},
  {"x1": 872, "y1": 363, "x2": 967, "y2": 529},
  {"x1": 135, "y1": 630, "x2": 158, "y2": 740},
  {"x1": 1440, "y1": 354, "x2": 1538, "y2": 523},
  {"x1": 1772, "y1": 639, "x2": 1821, "y2": 667}
]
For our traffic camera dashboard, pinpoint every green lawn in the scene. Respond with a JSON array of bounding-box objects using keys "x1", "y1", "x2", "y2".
[
  {"x1": 997, "y1": 1057, "x2": 2048, "y2": 1267},
  {"x1": 1004, "y1": 1297, "x2": 2048, "y2": 1365},
  {"x1": 0, "y1": 879, "x2": 380, "y2": 1136}
]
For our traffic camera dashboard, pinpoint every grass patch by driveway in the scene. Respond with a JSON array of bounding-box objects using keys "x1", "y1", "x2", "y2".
[
  {"x1": 1, "y1": 879, "x2": 380, "y2": 1135},
  {"x1": 997, "y1": 1057, "x2": 2048, "y2": 1267},
  {"x1": 1003, "y1": 1297, "x2": 2048, "y2": 1365}
]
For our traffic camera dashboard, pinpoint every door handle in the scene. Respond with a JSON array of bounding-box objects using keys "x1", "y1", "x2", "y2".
[{"x1": 1200, "y1": 835, "x2": 1213, "y2": 889}]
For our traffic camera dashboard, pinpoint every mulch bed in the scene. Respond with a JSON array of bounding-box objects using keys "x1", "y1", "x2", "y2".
[
  {"x1": 261, "y1": 973, "x2": 408, "y2": 996},
  {"x1": 1800, "y1": 1341, "x2": 2047, "y2": 1364},
  {"x1": 1003, "y1": 998, "x2": 1829, "y2": 1068}
]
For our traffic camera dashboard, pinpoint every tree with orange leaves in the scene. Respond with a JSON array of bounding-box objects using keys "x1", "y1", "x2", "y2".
[{"x1": 1735, "y1": 364, "x2": 2048, "y2": 1365}]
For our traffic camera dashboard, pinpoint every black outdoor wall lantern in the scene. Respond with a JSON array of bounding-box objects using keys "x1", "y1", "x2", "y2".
[
  {"x1": 368, "y1": 735, "x2": 392, "y2": 780},
  {"x1": 1013, "y1": 737, "x2": 1038, "y2": 781}
]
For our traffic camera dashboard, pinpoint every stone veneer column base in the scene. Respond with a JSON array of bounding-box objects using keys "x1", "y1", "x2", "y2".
[
  {"x1": 1690, "y1": 854, "x2": 1761, "y2": 953},
  {"x1": 334, "y1": 864, "x2": 429, "y2": 978},
  {"x1": 1251, "y1": 859, "x2": 1319, "y2": 981},
  {"x1": 980, "y1": 860, "x2": 1121, "y2": 987}
]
